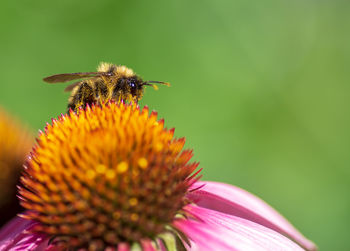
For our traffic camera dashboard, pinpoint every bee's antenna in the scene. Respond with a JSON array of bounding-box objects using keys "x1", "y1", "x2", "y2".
[{"x1": 142, "y1": 81, "x2": 171, "y2": 90}]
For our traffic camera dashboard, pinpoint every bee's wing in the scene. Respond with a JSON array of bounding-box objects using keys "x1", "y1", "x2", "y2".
[
  {"x1": 43, "y1": 72, "x2": 106, "y2": 83},
  {"x1": 64, "y1": 81, "x2": 82, "y2": 92}
]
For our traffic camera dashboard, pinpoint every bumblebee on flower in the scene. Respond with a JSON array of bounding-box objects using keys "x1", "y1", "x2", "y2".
[
  {"x1": 43, "y1": 62, "x2": 170, "y2": 112},
  {"x1": 0, "y1": 63, "x2": 316, "y2": 250}
]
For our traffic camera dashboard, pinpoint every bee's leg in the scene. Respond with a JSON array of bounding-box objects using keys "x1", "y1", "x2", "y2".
[
  {"x1": 94, "y1": 80, "x2": 108, "y2": 106},
  {"x1": 133, "y1": 96, "x2": 139, "y2": 105},
  {"x1": 111, "y1": 85, "x2": 122, "y2": 103}
]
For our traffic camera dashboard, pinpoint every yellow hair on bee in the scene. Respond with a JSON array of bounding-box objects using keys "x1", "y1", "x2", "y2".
[
  {"x1": 97, "y1": 62, "x2": 135, "y2": 77},
  {"x1": 97, "y1": 62, "x2": 113, "y2": 72},
  {"x1": 114, "y1": 65, "x2": 135, "y2": 77}
]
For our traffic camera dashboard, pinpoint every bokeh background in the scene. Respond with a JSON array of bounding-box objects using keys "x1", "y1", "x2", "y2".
[{"x1": 0, "y1": 0, "x2": 349, "y2": 249}]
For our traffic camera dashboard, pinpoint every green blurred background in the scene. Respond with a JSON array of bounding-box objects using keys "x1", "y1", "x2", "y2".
[{"x1": 0, "y1": 0, "x2": 349, "y2": 249}]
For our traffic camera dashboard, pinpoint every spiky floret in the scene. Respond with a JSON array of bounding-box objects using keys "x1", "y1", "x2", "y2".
[
  {"x1": 19, "y1": 102, "x2": 200, "y2": 250},
  {"x1": 0, "y1": 108, "x2": 32, "y2": 226}
]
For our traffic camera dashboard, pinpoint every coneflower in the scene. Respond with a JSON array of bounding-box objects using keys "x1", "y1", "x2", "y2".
[{"x1": 0, "y1": 102, "x2": 316, "y2": 250}]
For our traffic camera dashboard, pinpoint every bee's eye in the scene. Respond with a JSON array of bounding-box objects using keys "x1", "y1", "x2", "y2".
[{"x1": 129, "y1": 81, "x2": 136, "y2": 89}]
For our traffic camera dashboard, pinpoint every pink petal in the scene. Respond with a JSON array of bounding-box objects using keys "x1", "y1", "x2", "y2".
[
  {"x1": 188, "y1": 181, "x2": 316, "y2": 251},
  {"x1": 175, "y1": 205, "x2": 306, "y2": 251},
  {"x1": 140, "y1": 239, "x2": 157, "y2": 251},
  {"x1": 0, "y1": 216, "x2": 48, "y2": 251},
  {"x1": 117, "y1": 243, "x2": 130, "y2": 251}
]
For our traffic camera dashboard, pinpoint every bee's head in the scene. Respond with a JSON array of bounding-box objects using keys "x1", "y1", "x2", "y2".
[
  {"x1": 111, "y1": 64, "x2": 170, "y2": 103},
  {"x1": 123, "y1": 75, "x2": 143, "y2": 98},
  {"x1": 113, "y1": 76, "x2": 144, "y2": 103}
]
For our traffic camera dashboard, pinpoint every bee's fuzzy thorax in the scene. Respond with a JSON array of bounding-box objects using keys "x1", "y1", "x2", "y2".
[
  {"x1": 114, "y1": 65, "x2": 135, "y2": 77},
  {"x1": 97, "y1": 62, "x2": 114, "y2": 72},
  {"x1": 97, "y1": 62, "x2": 135, "y2": 78}
]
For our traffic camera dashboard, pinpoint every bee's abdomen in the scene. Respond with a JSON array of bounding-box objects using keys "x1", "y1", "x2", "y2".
[{"x1": 67, "y1": 82, "x2": 95, "y2": 112}]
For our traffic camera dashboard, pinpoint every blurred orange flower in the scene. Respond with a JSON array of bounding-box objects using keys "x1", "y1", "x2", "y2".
[{"x1": 0, "y1": 107, "x2": 33, "y2": 226}]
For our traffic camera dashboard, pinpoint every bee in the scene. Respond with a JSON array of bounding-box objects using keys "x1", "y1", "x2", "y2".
[{"x1": 43, "y1": 62, "x2": 170, "y2": 112}]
